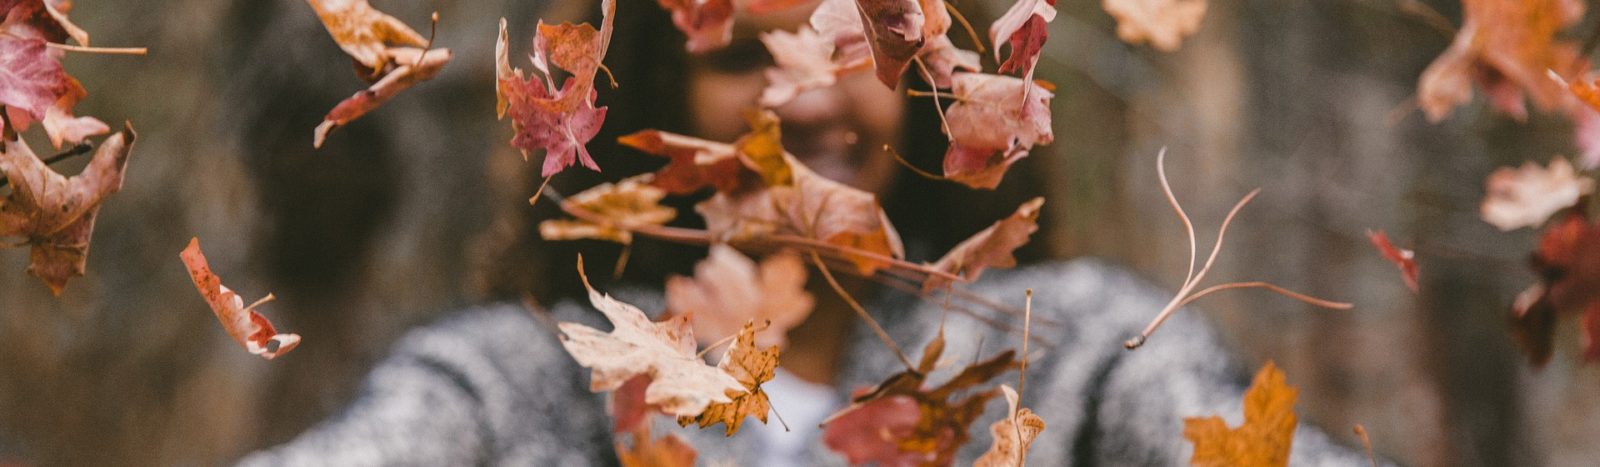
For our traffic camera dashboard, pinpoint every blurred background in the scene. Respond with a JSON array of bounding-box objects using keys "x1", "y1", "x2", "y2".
[{"x1": 0, "y1": 0, "x2": 1594, "y2": 465}]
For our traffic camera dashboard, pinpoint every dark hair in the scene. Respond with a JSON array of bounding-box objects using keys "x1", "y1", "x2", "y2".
[{"x1": 477, "y1": 0, "x2": 1055, "y2": 303}]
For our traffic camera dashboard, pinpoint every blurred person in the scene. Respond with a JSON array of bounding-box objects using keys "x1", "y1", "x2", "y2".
[{"x1": 238, "y1": 0, "x2": 1383, "y2": 465}]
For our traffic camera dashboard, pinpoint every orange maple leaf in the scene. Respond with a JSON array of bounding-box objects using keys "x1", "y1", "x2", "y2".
[{"x1": 1182, "y1": 361, "x2": 1298, "y2": 467}]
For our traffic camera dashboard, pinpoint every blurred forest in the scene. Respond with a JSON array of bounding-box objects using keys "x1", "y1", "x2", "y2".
[{"x1": 1, "y1": 0, "x2": 1596, "y2": 466}]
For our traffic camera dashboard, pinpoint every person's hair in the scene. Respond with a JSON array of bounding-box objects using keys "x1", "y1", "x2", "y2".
[{"x1": 476, "y1": 0, "x2": 1055, "y2": 303}]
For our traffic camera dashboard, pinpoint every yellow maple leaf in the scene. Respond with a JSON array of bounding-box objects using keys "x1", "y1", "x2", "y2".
[
  {"x1": 1182, "y1": 361, "x2": 1298, "y2": 467},
  {"x1": 678, "y1": 320, "x2": 780, "y2": 436}
]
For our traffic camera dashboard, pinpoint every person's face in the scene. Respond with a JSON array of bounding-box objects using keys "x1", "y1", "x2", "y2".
[{"x1": 685, "y1": 9, "x2": 905, "y2": 194}]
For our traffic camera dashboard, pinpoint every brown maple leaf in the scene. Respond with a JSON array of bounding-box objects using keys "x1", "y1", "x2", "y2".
[
  {"x1": 618, "y1": 129, "x2": 745, "y2": 194},
  {"x1": 1416, "y1": 0, "x2": 1584, "y2": 122},
  {"x1": 1102, "y1": 0, "x2": 1206, "y2": 52},
  {"x1": 1366, "y1": 229, "x2": 1419, "y2": 293},
  {"x1": 667, "y1": 245, "x2": 814, "y2": 348},
  {"x1": 854, "y1": 0, "x2": 926, "y2": 88},
  {"x1": 677, "y1": 320, "x2": 780, "y2": 436},
  {"x1": 540, "y1": 174, "x2": 676, "y2": 245},
  {"x1": 496, "y1": 0, "x2": 616, "y2": 176},
  {"x1": 943, "y1": 73, "x2": 1054, "y2": 189},
  {"x1": 0, "y1": 123, "x2": 133, "y2": 295},
  {"x1": 1480, "y1": 156, "x2": 1592, "y2": 231},
  {"x1": 557, "y1": 259, "x2": 747, "y2": 416},
  {"x1": 973, "y1": 384, "x2": 1045, "y2": 467},
  {"x1": 305, "y1": 0, "x2": 452, "y2": 148},
  {"x1": 1183, "y1": 361, "x2": 1298, "y2": 467},
  {"x1": 925, "y1": 197, "x2": 1043, "y2": 291},
  {"x1": 180, "y1": 237, "x2": 302, "y2": 360}
]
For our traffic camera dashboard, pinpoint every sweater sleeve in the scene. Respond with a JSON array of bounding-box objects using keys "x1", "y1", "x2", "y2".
[{"x1": 236, "y1": 304, "x2": 616, "y2": 467}]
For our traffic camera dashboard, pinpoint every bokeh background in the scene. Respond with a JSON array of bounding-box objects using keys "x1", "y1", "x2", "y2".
[{"x1": 0, "y1": 0, "x2": 1594, "y2": 465}]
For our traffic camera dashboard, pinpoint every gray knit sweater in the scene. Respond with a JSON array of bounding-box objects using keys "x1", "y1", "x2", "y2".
[{"x1": 238, "y1": 259, "x2": 1383, "y2": 466}]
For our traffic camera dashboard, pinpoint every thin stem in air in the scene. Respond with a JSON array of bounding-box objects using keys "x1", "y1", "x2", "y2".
[
  {"x1": 906, "y1": 89, "x2": 965, "y2": 102},
  {"x1": 1018, "y1": 289, "x2": 1032, "y2": 398},
  {"x1": 45, "y1": 43, "x2": 147, "y2": 55},
  {"x1": 807, "y1": 250, "x2": 917, "y2": 373},
  {"x1": 1157, "y1": 148, "x2": 1198, "y2": 289},
  {"x1": 911, "y1": 56, "x2": 952, "y2": 136},
  {"x1": 883, "y1": 145, "x2": 948, "y2": 181},
  {"x1": 1354, "y1": 424, "x2": 1378, "y2": 467},
  {"x1": 0, "y1": 141, "x2": 95, "y2": 189},
  {"x1": 414, "y1": 11, "x2": 440, "y2": 68},
  {"x1": 526, "y1": 174, "x2": 556, "y2": 208},
  {"x1": 945, "y1": 1, "x2": 987, "y2": 55}
]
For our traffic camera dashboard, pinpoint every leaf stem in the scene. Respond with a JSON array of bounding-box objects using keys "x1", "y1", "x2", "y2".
[
  {"x1": 44, "y1": 43, "x2": 147, "y2": 55},
  {"x1": 945, "y1": 1, "x2": 987, "y2": 55},
  {"x1": 807, "y1": 250, "x2": 917, "y2": 373},
  {"x1": 0, "y1": 141, "x2": 95, "y2": 189}
]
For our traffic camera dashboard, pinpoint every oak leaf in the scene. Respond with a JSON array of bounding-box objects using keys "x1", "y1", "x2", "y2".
[
  {"x1": 1416, "y1": 0, "x2": 1584, "y2": 122},
  {"x1": 496, "y1": 2, "x2": 616, "y2": 176},
  {"x1": 540, "y1": 174, "x2": 676, "y2": 245},
  {"x1": 1102, "y1": 0, "x2": 1205, "y2": 52},
  {"x1": 973, "y1": 385, "x2": 1045, "y2": 467},
  {"x1": 557, "y1": 261, "x2": 747, "y2": 417},
  {"x1": 991, "y1": 0, "x2": 1055, "y2": 79},
  {"x1": 180, "y1": 238, "x2": 302, "y2": 360},
  {"x1": 925, "y1": 197, "x2": 1043, "y2": 291},
  {"x1": 0, "y1": 123, "x2": 133, "y2": 295},
  {"x1": 1366, "y1": 229, "x2": 1419, "y2": 292},
  {"x1": 1481, "y1": 157, "x2": 1592, "y2": 231},
  {"x1": 667, "y1": 245, "x2": 814, "y2": 348},
  {"x1": 943, "y1": 73, "x2": 1054, "y2": 189},
  {"x1": 305, "y1": 0, "x2": 452, "y2": 147},
  {"x1": 1182, "y1": 361, "x2": 1297, "y2": 467},
  {"x1": 677, "y1": 320, "x2": 780, "y2": 436}
]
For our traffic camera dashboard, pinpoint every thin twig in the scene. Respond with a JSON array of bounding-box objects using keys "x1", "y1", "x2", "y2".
[
  {"x1": 945, "y1": 1, "x2": 987, "y2": 55},
  {"x1": 1018, "y1": 289, "x2": 1032, "y2": 398},
  {"x1": 883, "y1": 145, "x2": 949, "y2": 181},
  {"x1": 1178, "y1": 281, "x2": 1353, "y2": 310},
  {"x1": 0, "y1": 141, "x2": 95, "y2": 189},
  {"x1": 1354, "y1": 424, "x2": 1378, "y2": 467},
  {"x1": 911, "y1": 56, "x2": 952, "y2": 136},
  {"x1": 414, "y1": 11, "x2": 440, "y2": 68},
  {"x1": 45, "y1": 43, "x2": 147, "y2": 55},
  {"x1": 807, "y1": 250, "x2": 917, "y2": 372}
]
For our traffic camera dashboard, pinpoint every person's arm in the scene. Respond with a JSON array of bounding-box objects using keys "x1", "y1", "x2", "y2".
[{"x1": 237, "y1": 304, "x2": 616, "y2": 466}]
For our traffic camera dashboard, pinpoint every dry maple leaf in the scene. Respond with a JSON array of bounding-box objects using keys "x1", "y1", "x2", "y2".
[
  {"x1": 657, "y1": 0, "x2": 735, "y2": 52},
  {"x1": 668, "y1": 245, "x2": 813, "y2": 348},
  {"x1": 1102, "y1": 0, "x2": 1206, "y2": 52},
  {"x1": 496, "y1": 1, "x2": 616, "y2": 176},
  {"x1": 305, "y1": 0, "x2": 452, "y2": 148},
  {"x1": 821, "y1": 336, "x2": 1018, "y2": 466},
  {"x1": 991, "y1": 0, "x2": 1055, "y2": 79},
  {"x1": 677, "y1": 320, "x2": 780, "y2": 436},
  {"x1": 616, "y1": 426, "x2": 698, "y2": 467},
  {"x1": 180, "y1": 237, "x2": 302, "y2": 360},
  {"x1": 925, "y1": 197, "x2": 1043, "y2": 291},
  {"x1": 973, "y1": 385, "x2": 1045, "y2": 467},
  {"x1": 760, "y1": 26, "x2": 841, "y2": 108},
  {"x1": 558, "y1": 259, "x2": 746, "y2": 416},
  {"x1": 1366, "y1": 229, "x2": 1419, "y2": 293},
  {"x1": 1182, "y1": 361, "x2": 1298, "y2": 467},
  {"x1": 943, "y1": 73, "x2": 1054, "y2": 189},
  {"x1": 854, "y1": 0, "x2": 926, "y2": 89},
  {"x1": 0, "y1": 35, "x2": 106, "y2": 148},
  {"x1": 617, "y1": 129, "x2": 746, "y2": 194},
  {"x1": 1481, "y1": 156, "x2": 1593, "y2": 231},
  {"x1": 540, "y1": 174, "x2": 676, "y2": 245},
  {"x1": 0, "y1": 123, "x2": 133, "y2": 295},
  {"x1": 1416, "y1": 0, "x2": 1584, "y2": 122},
  {"x1": 1511, "y1": 209, "x2": 1600, "y2": 365},
  {"x1": 1, "y1": 0, "x2": 89, "y2": 46}
]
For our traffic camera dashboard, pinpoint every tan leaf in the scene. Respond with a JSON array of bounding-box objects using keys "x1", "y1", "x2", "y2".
[
  {"x1": 306, "y1": 0, "x2": 451, "y2": 147},
  {"x1": 1102, "y1": 0, "x2": 1206, "y2": 52},
  {"x1": 558, "y1": 262, "x2": 746, "y2": 416},
  {"x1": 1481, "y1": 156, "x2": 1593, "y2": 231},
  {"x1": 943, "y1": 73, "x2": 1054, "y2": 189},
  {"x1": 667, "y1": 245, "x2": 814, "y2": 348},
  {"x1": 974, "y1": 385, "x2": 1046, "y2": 467},
  {"x1": 1183, "y1": 361, "x2": 1297, "y2": 467},
  {"x1": 1416, "y1": 0, "x2": 1584, "y2": 122},
  {"x1": 314, "y1": 47, "x2": 452, "y2": 148},
  {"x1": 677, "y1": 320, "x2": 780, "y2": 436},
  {"x1": 180, "y1": 238, "x2": 302, "y2": 360},
  {"x1": 0, "y1": 123, "x2": 134, "y2": 295},
  {"x1": 540, "y1": 175, "x2": 677, "y2": 244},
  {"x1": 926, "y1": 197, "x2": 1043, "y2": 291}
]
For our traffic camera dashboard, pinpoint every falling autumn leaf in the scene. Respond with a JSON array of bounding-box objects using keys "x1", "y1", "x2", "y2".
[
  {"x1": 759, "y1": 26, "x2": 842, "y2": 108},
  {"x1": 617, "y1": 129, "x2": 746, "y2": 194},
  {"x1": 915, "y1": 35, "x2": 979, "y2": 89},
  {"x1": 1, "y1": 0, "x2": 90, "y2": 46},
  {"x1": 973, "y1": 385, "x2": 1045, "y2": 467},
  {"x1": 616, "y1": 427, "x2": 698, "y2": 467},
  {"x1": 540, "y1": 174, "x2": 677, "y2": 245},
  {"x1": 304, "y1": 0, "x2": 452, "y2": 147},
  {"x1": 557, "y1": 259, "x2": 746, "y2": 417},
  {"x1": 656, "y1": 0, "x2": 735, "y2": 52},
  {"x1": 1102, "y1": 0, "x2": 1206, "y2": 52},
  {"x1": 677, "y1": 320, "x2": 780, "y2": 436},
  {"x1": 314, "y1": 47, "x2": 452, "y2": 148},
  {"x1": 496, "y1": 0, "x2": 617, "y2": 176},
  {"x1": 925, "y1": 197, "x2": 1043, "y2": 291},
  {"x1": 667, "y1": 245, "x2": 813, "y2": 348},
  {"x1": 0, "y1": 35, "x2": 106, "y2": 148},
  {"x1": 180, "y1": 237, "x2": 302, "y2": 360},
  {"x1": 1480, "y1": 156, "x2": 1592, "y2": 231},
  {"x1": 991, "y1": 0, "x2": 1055, "y2": 79},
  {"x1": 1415, "y1": 0, "x2": 1584, "y2": 122},
  {"x1": 0, "y1": 123, "x2": 134, "y2": 295},
  {"x1": 1511, "y1": 210, "x2": 1600, "y2": 365},
  {"x1": 943, "y1": 73, "x2": 1054, "y2": 189},
  {"x1": 853, "y1": 0, "x2": 926, "y2": 88},
  {"x1": 1367, "y1": 229, "x2": 1419, "y2": 292},
  {"x1": 1183, "y1": 361, "x2": 1298, "y2": 467}
]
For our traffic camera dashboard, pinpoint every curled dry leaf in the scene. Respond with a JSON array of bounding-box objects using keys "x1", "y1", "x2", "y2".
[
  {"x1": 657, "y1": 0, "x2": 735, "y2": 52},
  {"x1": 973, "y1": 385, "x2": 1045, "y2": 467},
  {"x1": 1366, "y1": 229, "x2": 1419, "y2": 292},
  {"x1": 1102, "y1": 0, "x2": 1205, "y2": 52},
  {"x1": 180, "y1": 238, "x2": 302, "y2": 360},
  {"x1": 1183, "y1": 361, "x2": 1297, "y2": 467},
  {"x1": 821, "y1": 338, "x2": 1018, "y2": 466},
  {"x1": 557, "y1": 260, "x2": 746, "y2": 416},
  {"x1": 0, "y1": 124, "x2": 133, "y2": 295},
  {"x1": 1415, "y1": 0, "x2": 1584, "y2": 122},
  {"x1": 1512, "y1": 210, "x2": 1600, "y2": 365},
  {"x1": 677, "y1": 320, "x2": 780, "y2": 436},
  {"x1": 667, "y1": 245, "x2": 814, "y2": 348},
  {"x1": 495, "y1": 0, "x2": 616, "y2": 176},
  {"x1": 854, "y1": 0, "x2": 926, "y2": 89},
  {"x1": 617, "y1": 129, "x2": 746, "y2": 194},
  {"x1": 1480, "y1": 156, "x2": 1592, "y2": 231},
  {"x1": 540, "y1": 174, "x2": 676, "y2": 244},
  {"x1": 991, "y1": 0, "x2": 1056, "y2": 79},
  {"x1": 943, "y1": 73, "x2": 1055, "y2": 190},
  {"x1": 305, "y1": 0, "x2": 452, "y2": 148},
  {"x1": 925, "y1": 197, "x2": 1043, "y2": 291}
]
